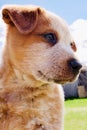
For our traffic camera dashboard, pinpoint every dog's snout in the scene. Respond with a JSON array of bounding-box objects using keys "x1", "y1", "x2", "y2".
[{"x1": 68, "y1": 59, "x2": 82, "y2": 73}]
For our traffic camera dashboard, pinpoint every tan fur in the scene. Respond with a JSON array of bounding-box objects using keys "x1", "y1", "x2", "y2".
[{"x1": 0, "y1": 5, "x2": 81, "y2": 130}]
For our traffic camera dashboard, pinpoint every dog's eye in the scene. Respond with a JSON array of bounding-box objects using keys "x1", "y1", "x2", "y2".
[{"x1": 43, "y1": 33, "x2": 57, "y2": 45}]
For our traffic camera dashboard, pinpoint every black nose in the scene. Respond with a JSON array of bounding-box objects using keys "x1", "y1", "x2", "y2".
[{"x1": 68, "y1": 59, "x2": 82, "y2": 73}]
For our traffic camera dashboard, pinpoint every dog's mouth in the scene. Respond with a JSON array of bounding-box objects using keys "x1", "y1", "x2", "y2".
[{"x1": 37, "y1": 70, "x2": 78, "y2": 85}]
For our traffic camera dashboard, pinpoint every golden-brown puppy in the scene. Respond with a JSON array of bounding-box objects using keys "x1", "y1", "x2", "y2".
[{"x1": 0, "y1": 5, "x2": 82, "y2": 130}]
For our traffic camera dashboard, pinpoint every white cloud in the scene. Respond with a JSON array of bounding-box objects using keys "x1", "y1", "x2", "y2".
[
  {"x1": 0, "y1": 10, "x2": 5, "y2": 45},
  {"x1": 70, "y1": 19, "x2": 87, "y2": 42},
  {"x1": 0, "y1": 10, "x2": 6, "y2": 64},
  {"x1": 70, "y1": 19, "x2": 87, "y2": 65}
]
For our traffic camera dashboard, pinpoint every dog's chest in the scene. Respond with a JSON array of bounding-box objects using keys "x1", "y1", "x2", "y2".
[
  {"x1": 0, "y1": 85, "x2": 64, "y2": 129},
  {"x1": 0, "y1": 86, "x2": 59, "y2": 111}
]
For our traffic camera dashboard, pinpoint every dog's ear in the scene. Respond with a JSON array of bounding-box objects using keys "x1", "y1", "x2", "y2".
[{"x1": 2, "y1": 6, "x2": 41, "y2": 34}]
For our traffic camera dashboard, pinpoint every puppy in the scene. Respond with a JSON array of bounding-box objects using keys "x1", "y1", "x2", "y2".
[{"x1": 0, "y1": 5, "x2": 82, "y2": 130}]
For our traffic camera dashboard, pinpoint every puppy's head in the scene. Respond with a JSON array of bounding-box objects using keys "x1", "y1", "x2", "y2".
[{"x1": 2, "y1": 5, "x2": 82, "y2": 86}]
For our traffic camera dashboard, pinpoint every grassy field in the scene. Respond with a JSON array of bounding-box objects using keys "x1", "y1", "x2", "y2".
[{"x1": 64, "y1": 98, "x2": 87, "y2": 130}]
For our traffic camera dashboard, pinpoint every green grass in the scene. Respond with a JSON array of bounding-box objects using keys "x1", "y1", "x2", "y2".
[{"x1": 64, "y1": 98, "x2": 87, "y2": 130}]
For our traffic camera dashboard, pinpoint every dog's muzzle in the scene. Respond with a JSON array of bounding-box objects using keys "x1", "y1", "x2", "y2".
[{"x1": 68, "y1": 59, "x2": 82, "y2": 74}]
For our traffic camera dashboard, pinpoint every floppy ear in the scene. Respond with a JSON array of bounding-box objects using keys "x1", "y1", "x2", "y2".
[{"x1": 2, "y1": 6, "x2": 41, "y2": 34}]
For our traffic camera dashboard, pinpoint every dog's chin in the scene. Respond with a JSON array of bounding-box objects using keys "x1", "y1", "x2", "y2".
[
  {"x1": 36, "y1": 70, "x2": 79, "y2": 85},
  {"x1": 53, "y1": 76, "x2": 78, "y2": 85}
]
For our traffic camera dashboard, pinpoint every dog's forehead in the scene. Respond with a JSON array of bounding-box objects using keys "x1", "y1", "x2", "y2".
[
  {"x1": 44, "y1": 10, "x2": 73, "y2": 42},
  {"x1": 47, "y1": 11, "x2": 68, "y2": 29}
]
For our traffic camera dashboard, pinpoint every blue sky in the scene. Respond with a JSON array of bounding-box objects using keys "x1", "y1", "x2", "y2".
[{"x1": 0, "y1": 0, "x2": 87, "y2": 24}]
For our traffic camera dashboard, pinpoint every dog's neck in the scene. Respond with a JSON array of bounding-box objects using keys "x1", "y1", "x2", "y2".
[{"x1": 0, "y1": 56, "x2": 46, "y2": 89}]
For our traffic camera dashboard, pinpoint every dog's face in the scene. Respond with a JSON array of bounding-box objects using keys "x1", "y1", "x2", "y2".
[{"x1": 2, "y1": 5, "x2": 82, "y2": 86}]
